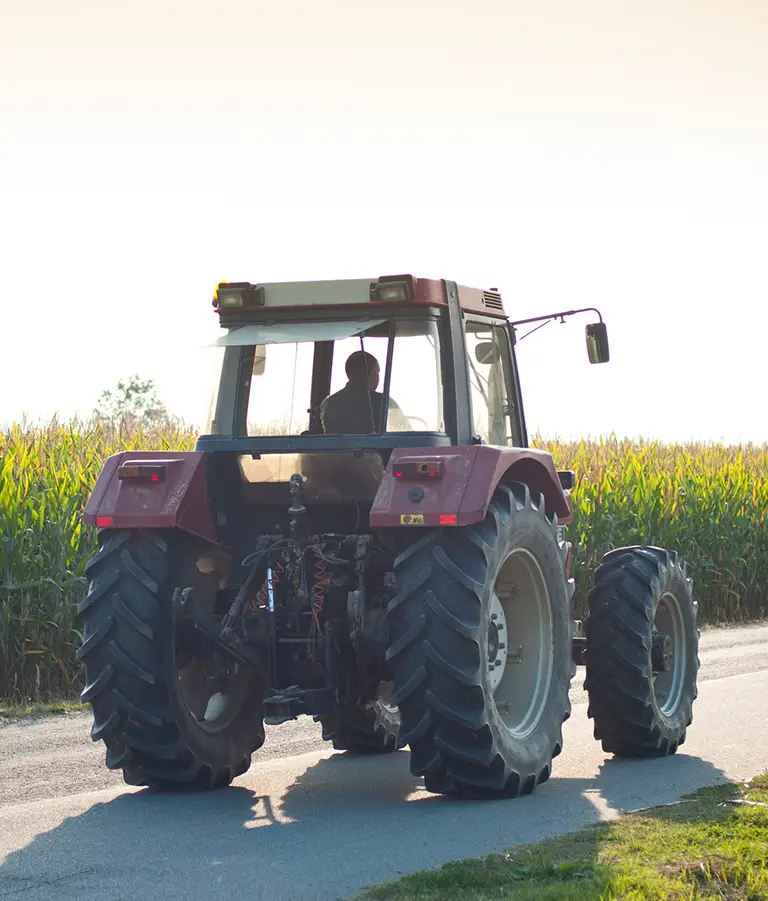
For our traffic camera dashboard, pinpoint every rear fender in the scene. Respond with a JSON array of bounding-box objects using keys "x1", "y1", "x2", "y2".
[
  {"x1": 369, "y1": 445, "x2": 572, "y2": 529},
  {"x1": 83, "y1": 450, "x2": 219, "y2": 545}
]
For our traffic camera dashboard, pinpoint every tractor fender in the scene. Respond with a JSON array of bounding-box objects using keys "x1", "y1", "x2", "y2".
[
  {"x1": 369, "y1": 445, "x2": 572, "y2": 529},
  {"x1": 83, "y1": 450, "x2": 219, "y2": 544}
]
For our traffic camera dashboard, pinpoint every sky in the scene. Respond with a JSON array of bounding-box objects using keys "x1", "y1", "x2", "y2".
[{"x1": 1, "y1": 0, "x2": 767, "y2": 444}]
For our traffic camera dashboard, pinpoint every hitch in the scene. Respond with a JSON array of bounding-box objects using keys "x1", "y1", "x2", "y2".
[{"x1": 263, "y1": 686, "x2": 336, "y2": 725}]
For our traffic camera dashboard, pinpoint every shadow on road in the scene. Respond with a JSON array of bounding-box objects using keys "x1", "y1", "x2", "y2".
[{"x1": 0, "y1": 745, "x2": 729, "y2": 901}]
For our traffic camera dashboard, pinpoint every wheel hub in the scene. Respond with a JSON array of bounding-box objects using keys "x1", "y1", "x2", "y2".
[
  {"x1": 651, "y1": 631, "x2": 673, "y2": 672},
  {"x1": 488, "y1": 549, "x2": 554, "y2": 739},
  {"x1": 652, "y1": 591, "x2": 687, "y2": 716},
  {"x1": 487, "y1": 591, "x2": 508, "y2": 693}
]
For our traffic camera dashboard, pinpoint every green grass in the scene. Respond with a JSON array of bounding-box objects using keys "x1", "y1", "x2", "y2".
[
  {"x1": 2, "y1": 419, "x2": 768, "y2": 702},
  {"x1": 356, "y1": 774, "x2": 768, "y2": 901},
  {"x1": 0, "y1": 698, "x2": 87, "y2": 719}
]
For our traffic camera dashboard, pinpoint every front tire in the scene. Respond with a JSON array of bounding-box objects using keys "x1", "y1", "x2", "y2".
[
  {"x1": 76, "y1": 528, "x2": 267, "y2": 790},
  {"x1": 386, "y1": 482, "x2": 574, "y2": 797},
  {"x1": 583, "y1": 546, "x2": 700, "y2": 757},
  {"x1": 318, "y1": 699, "x2": 400, "y2": 753}
]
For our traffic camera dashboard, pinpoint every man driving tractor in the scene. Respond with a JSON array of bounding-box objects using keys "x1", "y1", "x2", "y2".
[{"x1": 320, "y1": 350, "x2": 411, "y2": 434}]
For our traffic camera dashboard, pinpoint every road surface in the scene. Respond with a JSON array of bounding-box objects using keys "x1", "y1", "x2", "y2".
[{"x1": 1, "y1": 623, "x2": 767, "y2": 900}]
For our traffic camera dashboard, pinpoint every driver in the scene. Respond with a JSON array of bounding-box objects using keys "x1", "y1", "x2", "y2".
[{"x1": 320, "y1": 350, "x2": 411, "y2": 434}]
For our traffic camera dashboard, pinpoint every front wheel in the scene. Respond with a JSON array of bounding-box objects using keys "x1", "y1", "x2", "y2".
[
  {"x1": 386, "y1": 482, "x2": 574, "y2": 797},
  {"x1": 317, "y1": 698, "x2": 400, "y2": 753},
  {"x1": 77, "y1": 528, "x2": 268, "y2": 790},
  {"x1": 583, "y1": 546, "x2": 700, "y2": 757}
]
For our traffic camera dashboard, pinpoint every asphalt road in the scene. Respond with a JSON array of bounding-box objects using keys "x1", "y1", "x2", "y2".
[{"x1": 1, "y1": 623, "x2": 767, "y2": 901}]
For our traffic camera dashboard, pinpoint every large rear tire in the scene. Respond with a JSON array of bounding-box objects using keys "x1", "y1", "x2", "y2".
[
  {"x1": 317, "y1": 699, "x2": 400, "y2": 753},
  {"x1": 583, "y1": 546, "x2": 700, "y2": 757},
  {"x1": 76, "y1": 528, "x2": 267, "y2": 790},
  {"x1": 386, "y1": 482, "x2": 574, "y2": 797}
]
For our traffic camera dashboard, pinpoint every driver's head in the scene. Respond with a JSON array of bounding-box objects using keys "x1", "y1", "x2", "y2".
[{"x1": 345, "y1": 351, "x2": 380, "y2": 390}]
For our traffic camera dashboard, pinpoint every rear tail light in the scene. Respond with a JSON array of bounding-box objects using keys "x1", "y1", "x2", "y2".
[
  {"x1": 117, "y1": 463, "x2": 167, "y2": 482},
  {"x1": 393, "y1": 460, "x2": 444, "y2": 480}
]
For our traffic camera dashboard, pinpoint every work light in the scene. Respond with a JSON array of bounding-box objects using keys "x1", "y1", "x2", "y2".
[{"x1": 213, "y1": 282, "x2": 265, "y2": 309}]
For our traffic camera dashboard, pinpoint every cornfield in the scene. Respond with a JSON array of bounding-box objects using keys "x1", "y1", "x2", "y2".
[{"x1": 1, "y1": 421, "x2": 767, "y2": 702}]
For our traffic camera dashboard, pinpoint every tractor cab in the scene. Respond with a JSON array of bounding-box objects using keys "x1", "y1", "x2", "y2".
[
  {"x1": 199, "y1": 276, "x2": 528, "y2": 506},
  {"x1": 198, "y1": 274, "x2": 608, "y2": 512},
  {"x1": 202, "y1": 275, "x2": 525, "y2": 450}
]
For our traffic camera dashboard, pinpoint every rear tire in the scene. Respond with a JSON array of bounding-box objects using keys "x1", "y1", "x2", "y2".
[
  {"x1": 386, "y1": 482, "x2": 574, "y2": 797},
  {"x1": 318, "y1": 699, "x2": 400, "y2": 753},
  {"x1": 583, "y1": 546, "x2": 700, "y2": 757},
  {"x1": 77, "y1": 529, "x2": 267, "y2": 790}
]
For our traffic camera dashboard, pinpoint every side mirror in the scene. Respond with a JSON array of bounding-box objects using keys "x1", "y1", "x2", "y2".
[
  {"x1": 252, "y1": 345, "x2": 267, "y2": 375},
  {"x1": 585, "y1": 323, "x2": 609, "y2": 364},
  {"x1": 475, "y1": 341, "x2": 500, "y2": 364}
]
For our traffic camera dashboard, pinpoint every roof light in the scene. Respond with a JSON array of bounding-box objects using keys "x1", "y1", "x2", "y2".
[
  {"x1": 213, "y1": 282, "x2": 266, "y2": 310},
  {"x1": 378, "y1": 282, "x2": 410, "y2": 302},
  {"x1": 217, "y1": 288, "x2": 244, "y2": 307},
  {"x1": 370, "y1": 276, "x2": 414, "y2": 303}
]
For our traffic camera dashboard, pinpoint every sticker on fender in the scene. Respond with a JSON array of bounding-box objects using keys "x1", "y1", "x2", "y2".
[{"x1": 400, "y1": 514, "x2": 424, "y2": 525}]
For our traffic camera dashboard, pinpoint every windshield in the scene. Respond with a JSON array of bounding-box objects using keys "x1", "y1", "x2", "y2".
[{"x1": 236, "y1": 318, "x2": 444, "y2": 438}]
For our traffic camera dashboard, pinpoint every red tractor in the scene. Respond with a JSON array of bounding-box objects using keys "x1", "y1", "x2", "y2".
[{"x1": 78, "y1": 275, "x2": 699, "y2": 797}]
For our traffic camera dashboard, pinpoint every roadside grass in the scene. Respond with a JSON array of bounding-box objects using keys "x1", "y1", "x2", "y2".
[
  {"x1": 0, "y1": 698, "x2": 87, "y2": 720},
  {"x1": 356, "y1": 774, "x2": 768, "y2": 901}
]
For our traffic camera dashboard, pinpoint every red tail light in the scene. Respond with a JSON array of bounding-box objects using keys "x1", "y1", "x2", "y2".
[
  {"x1": 117, "y1": 462, "x2": 167, "y2": 482},
  {"x1": 392, "y1": 459, "x2": 444, "y2": 481}
]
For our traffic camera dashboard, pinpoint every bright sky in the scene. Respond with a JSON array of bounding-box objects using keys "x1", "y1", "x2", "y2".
[{"x1": 1, "y1": 0, "x2": 767, "y2": 443}]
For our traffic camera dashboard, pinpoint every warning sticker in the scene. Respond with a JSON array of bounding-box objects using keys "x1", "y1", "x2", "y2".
[{"x1": 400, "y1": 514, "x2": 425, "y2": 525}]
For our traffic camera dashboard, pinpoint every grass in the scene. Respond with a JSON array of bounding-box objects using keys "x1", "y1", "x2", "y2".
[
  {"x1": 0, "y1": 698, "x2": 87, "y2": 720},
  {"x1": 355, "y1": 774, "x2": 768, "y2": 900},
  {"x1": 2, "y1": 419, "x2": 768, "y2": 702}
]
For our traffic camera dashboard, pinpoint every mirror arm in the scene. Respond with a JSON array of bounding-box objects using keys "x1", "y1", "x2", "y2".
[{"x1": 510, "y1": 306, "x2": 604, "y2": 329}]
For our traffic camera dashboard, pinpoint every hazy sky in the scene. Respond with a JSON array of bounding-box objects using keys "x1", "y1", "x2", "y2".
[{"x1": 1, "y1": 0, "x2": 767, "y2": 443}]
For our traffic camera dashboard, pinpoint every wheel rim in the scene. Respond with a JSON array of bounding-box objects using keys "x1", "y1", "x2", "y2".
[
  {"x1": 488, "y1": 548, "x2": 554, "y2": 738},
  {"x1": 653, "y1": 591, "x2": 686, "y2": 716},
  {"x1": 175, "y1": 634, "x2": 253, "y2": 734}
]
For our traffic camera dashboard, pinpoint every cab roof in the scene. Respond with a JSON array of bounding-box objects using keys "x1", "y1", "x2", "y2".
[{"x1": 212, "y1": 274, "x2": 507, "y2": 319}]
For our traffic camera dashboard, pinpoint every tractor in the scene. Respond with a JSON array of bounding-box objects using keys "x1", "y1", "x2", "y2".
[{"x1": 78, "y1": 274, "x2": 700, "y2": 797}]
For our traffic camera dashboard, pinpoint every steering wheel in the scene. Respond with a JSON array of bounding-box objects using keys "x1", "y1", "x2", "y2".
[{"x1": 404, "y1": 415, "x2": 431, "y2": 431}]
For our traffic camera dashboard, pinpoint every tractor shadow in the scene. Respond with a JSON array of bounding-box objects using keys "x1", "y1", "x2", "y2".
[{"x1": 0, "y1": 735, "x2": 730, "y2": 901}]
